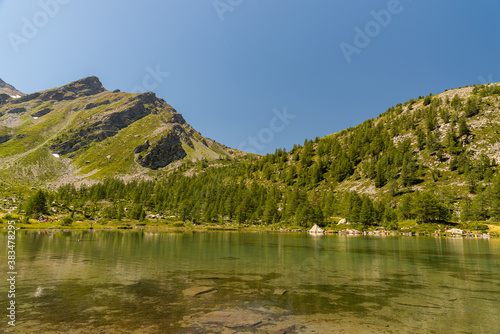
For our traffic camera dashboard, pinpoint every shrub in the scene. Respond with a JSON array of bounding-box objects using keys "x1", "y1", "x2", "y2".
[
  {"x1": 423, "y1": 95, "x2": 432, "y2": 106},
  {"x1": 61, "y1": 217, "x2": 73, "y2": 226},
  {"x1": 464, "y1": 97, "x2": 480, "y2": 117},
  {"x1": 25, "y1": 190, "x2": 48, "y2": 216}
]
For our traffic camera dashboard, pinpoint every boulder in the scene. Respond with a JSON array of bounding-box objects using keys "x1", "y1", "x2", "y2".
[{"x1": 182, "y1": 286, "x2": 216, "y2": 297}]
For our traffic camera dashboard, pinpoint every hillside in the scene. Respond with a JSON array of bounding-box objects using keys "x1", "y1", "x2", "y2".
[
  {"x1": 224, "y1": 82, "x2": 500, "y2": 224},
  {"x1": 0, "y1": 76, "x2": 240, "y2": 189},
  {"x1": 0, "y1": 78, "x2": 25, "y2": 98},
  {"x1": 3, "y1": 80, "x2": 500, "y2": 232},
  {"x1": 119, "y1": 81, "x2": 500, "y2": 227}
]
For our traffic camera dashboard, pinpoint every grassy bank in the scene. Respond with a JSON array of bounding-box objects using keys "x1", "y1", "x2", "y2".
[{"x1": 1, "y1": 213, "x2": 499, "y2": 237}]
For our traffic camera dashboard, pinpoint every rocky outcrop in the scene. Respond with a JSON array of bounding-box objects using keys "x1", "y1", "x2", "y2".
[
  {"x1": 10, "y1": 76, "x2": 106, "y2": 105},
  {"x1": 84, "y1": 100, "x2": 110, "y2": 110},
  {"x1": 7, "y1": 107, "x2": 26, "y2": 114},
  {"x1": 136, "y1": 132, "x2": 187, "y2": 170},
  {"x1": 0, "y1": 78, "x2": 24, "y2": 97},
  {"x1": 0, "y1": 75, "x2": 239, "y2": 183},
  {"x1": 32, "y1": 108, "x2": 51, "y2": 118},
  {"x1": 50, "y1": 98, "x2": 152, "y2": 155},
  {"x1": 134, "y1": 140, "x2": 150, "y2": 154},
  {"x1": 0, "y1": 135, "x2": 12, "y2": 144},
  {"x1": 0, "y1": 93, "x2": 10, "y2": 104}
]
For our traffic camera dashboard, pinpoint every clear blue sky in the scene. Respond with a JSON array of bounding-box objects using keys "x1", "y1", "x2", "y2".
[{"x1": 1, "y1": 0, "x2": 499, "y2": 154}]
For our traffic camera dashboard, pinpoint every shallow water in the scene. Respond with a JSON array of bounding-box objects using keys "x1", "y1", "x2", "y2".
[{"x1": 2, "y1": 231, "x2": 500, "y2": 333}]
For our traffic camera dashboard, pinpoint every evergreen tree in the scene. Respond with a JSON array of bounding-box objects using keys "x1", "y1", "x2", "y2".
[
  {"x1": 471, "y1": 192, "x2": 488, "y2": 221},
  {"x1": 464, "y1": 97, "x2": 480, "y2": 117},
  {"x1": 488, "y1": 176, "x2": 500, "y2": 221},
  {"x1": 426, "y1": 132, "x2": 440, "y2": 153},
  {"x1": 397, "y1": 194, "x2": 413, "y2": 220},
  {"x1": 374, "y1": 158, "x2": 387, "y2": 188},
  {"x1": 451, "y1": 94, "x2": 462, "y2": 110},
  {"x1": 25, "y1": 189, "x2": 48, "y2": 216},
  {"x1": 416, "y1": 130, "x2": 426, "y2": 151},
  {"x1": 401, "y1": 154, "x2": 418, "y2": 187},
  {"x1": 359, "y1": 196, "x2": 374, "y2": 224},
  {"x1": 263, "y1": 196, "x2": 279, "y2": 224},
  {"x1": 460, "y1": 196, "x2": 472, "y2": 222},
  {"x1": 411, "y1": 192, "x2": 449, "y2": 222},
  {"x1": 457, "y1": 117, "x2": 470, "y2": 137}
]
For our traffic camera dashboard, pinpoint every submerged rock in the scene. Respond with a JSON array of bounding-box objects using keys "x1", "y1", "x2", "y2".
[
  {"x1": 197, "y1": 310, "x2": 264, "y2": 329},
  {"x1": 182, "y1": 286, "x2": 216, "y2": 297},
  {"x1": 273, "y1": 289, "x2": 287, "y2": 296}
]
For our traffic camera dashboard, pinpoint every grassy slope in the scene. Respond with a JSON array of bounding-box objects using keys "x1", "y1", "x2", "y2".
[{"x1": 0, "y1": 89, "x2": 238, "y2": 186}]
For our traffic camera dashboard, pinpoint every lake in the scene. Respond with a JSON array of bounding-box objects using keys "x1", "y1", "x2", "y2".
[{"x1": 2, "y1": 230, "x2": 500, "y2": 333}]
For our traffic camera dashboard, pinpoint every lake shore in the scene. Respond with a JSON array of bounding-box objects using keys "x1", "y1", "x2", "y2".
[
  {"x1": 2, "y1": 212, "x2": 500, "y2": 237},
  {"x1": 2, "y1": 220, "x2": 499, "y2": 239}
]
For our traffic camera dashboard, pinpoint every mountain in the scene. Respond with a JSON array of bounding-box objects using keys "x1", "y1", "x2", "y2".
[
  {"x1": 0, "y1": 76, "x2": 241, "y2": 188},
  {"x1": 117, "y1": 81, "x2": 500, "y2": 227},
  {"x1": 219, "y1": 82, "x2": 500, "y2": 224},
  {"x1": 3, "y1": 77, "x2": 500, "y2": 229},
  {"x1": 0, "y1": 78, "x2": 25, "y2": 99}
]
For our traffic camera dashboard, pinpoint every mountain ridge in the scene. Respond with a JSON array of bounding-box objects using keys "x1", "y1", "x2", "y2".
[
  {"x1": 0, "y1": 76, "x2": 241, "y2": 188},
  {"x1": 0, "y1": 77, "x2": 25, "y2": 99},
  {"x1": 3, "y1": 79, "x2": 500, "y2": 230}
]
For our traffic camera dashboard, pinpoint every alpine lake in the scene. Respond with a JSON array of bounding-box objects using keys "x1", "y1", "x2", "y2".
[{"x1": 2, "y1": 230, "x2": 500, "y2": 333}]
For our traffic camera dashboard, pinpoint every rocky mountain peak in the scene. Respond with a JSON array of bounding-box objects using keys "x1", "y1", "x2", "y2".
[
  {"x1": 0, "y1": 77, "x2": 25, "y2": 97},
  {"x1": 5, "y1": 76, "x2": 107, "y2": 105},
  {"x1": 63, "y1": 76, "x2": 106, "y2": 96}
]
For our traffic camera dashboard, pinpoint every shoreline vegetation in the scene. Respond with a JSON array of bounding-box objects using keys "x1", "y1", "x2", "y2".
[
  {"x1": 2, "y1": 213, "x2": 499, "y2": 238},
  {"x1": 3, "y1": 85, "x2": 500, "y2": 244}
]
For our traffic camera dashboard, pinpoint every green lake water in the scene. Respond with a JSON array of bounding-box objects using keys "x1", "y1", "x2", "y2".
[{"x1": 2, "y1": 231, "x2": 500, "y2": 333}]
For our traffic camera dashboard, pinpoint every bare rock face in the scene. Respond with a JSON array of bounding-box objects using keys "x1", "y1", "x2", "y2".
[
  {"x1": 0, "y1": 135, "x2": 12, "y2": 144},
  {"x1": 0, "y1": 78, "x2": 25, "y2": 97},
  {"x1": 0, "y1": 93, "x2": 10, "y2": 104},
  {"x1": 10, "y1": 76, "x2": 106, "y2": 104},
  {"x1": 50, "y1": 98, "x2": 151, "y2": 155},
  {"x1": 136, "y1": 132, "x2": 187, "y2": 170},
  {"x1": 0, "y1": 75, "x2": 240, "y2": 184},
  {"x1": 134, "y1": 140, "x2": 150, "y2": 154},
  {"x1": 32, "y1": 108, "x2": 51, "y2": 118},
  {"x1": 7, "y1": 107, "x2": 26, "y2": 114}
]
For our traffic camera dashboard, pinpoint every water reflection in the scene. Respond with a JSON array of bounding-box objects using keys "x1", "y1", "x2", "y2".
[{"x1": 1, "y1": 231, "x2": 499, "y2": 333}]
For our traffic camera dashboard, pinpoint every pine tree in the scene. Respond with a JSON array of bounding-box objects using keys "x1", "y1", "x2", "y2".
[
  {"x1": 464, "y1": 97, "x2": 480, "y2": 117},
  {"x1": 451, "y1": 94, "x2": 462, "y2": 110},
  {"x1": 359, "y1": 196, "x2": 374, "y2": 224},
  {"x1": 457, "y1": 117, "x2": 470, "y2": 137},
  {"x1": 488, "y1": 176, "x2": 500, "y2": 221},
  {"x1": 416, "y1": 130, "x2": 426, "y2": 150},
  {"x1": 397, "y1": 194, "x2": 412, "y2": 220},
  {"x1": 460, "y1": 196, "x2": 472, "y2": 222},
  {"x1": 263, "y1": 196, "x2": 278, "y2": 224},
  {"x1": 25, "y1": 189, "x2": 48, "y2": 216},
  {"x1": 374, "y1": 158, "x2": 388, "y2": 188},
  {"x1": 401, "y1": 154, "x2": 417, "y2": 187}
]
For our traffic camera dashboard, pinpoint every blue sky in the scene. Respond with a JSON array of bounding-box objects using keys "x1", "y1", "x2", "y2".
[{"x1": 1, "y1": 0, "x2": 500, "y2": 154}]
